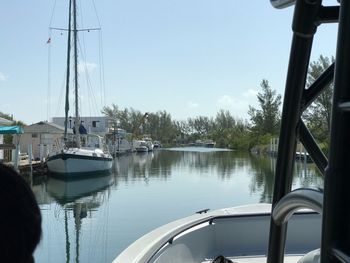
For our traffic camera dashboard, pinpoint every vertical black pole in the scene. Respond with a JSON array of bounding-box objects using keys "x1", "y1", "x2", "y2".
[
  {"x1": 267, "y1": 1, "x2": 321, "y2": 262},
  {"x1": 73, "y1": 0, "x2": 81, "y2": 148},
  {"x1": 64, "y1": 0, "x2": 72, "y2": 141},
  {"x1": 321, "y1": 0, "x2": 350, "y2": 261}
]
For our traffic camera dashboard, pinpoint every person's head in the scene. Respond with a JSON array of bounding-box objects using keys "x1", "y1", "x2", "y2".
[{"x1": 0, "y1": 164, "x2": 42, "y2": 263}]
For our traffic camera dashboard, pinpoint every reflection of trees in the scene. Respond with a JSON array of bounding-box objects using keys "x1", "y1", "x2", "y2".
[
  {"x1": 113, "y1": 150, "x2": 182, "y2": 182},
  {"x1": 249, "y1": 154, "x2": 324, "y2": 203},
  {"x1": 113, "y1": 148, "x2": 324, "y2": 204},
  {"x1": 293, "y1": 161, "x2": 323, "y2": 188},
  {"x1": 183, "y1": 151, "x2": 250, "y2": 180},
  {"x1": 249, "y1": 154, "x2": 275, "y2": 203},
  {"x1": 113, "y1": 150, "x2": 254, "y2": 183}
]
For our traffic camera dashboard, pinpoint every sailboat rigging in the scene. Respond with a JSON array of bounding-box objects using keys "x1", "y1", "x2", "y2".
[{"x1": 46, "y1": 0, "x2": 113, "y2": 175}]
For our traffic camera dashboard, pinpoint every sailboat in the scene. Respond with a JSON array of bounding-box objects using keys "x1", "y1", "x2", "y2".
[{"x1": 46, "y1": 0, "x2": 113, "y2": 175}]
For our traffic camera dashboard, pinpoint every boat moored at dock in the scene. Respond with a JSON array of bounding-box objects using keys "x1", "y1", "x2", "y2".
[{"x1": 45, "y1": 0, "x2": 112, "y2": 176}]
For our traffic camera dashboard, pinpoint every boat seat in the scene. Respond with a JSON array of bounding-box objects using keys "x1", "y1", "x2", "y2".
[{"x1": 297, "y1": 248, "x2": 320, "y2": 263}]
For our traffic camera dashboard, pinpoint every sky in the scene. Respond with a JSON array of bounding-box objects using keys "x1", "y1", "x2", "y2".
[{"x1": 0, "y1": 0, "x2": 339, "y2": 125}]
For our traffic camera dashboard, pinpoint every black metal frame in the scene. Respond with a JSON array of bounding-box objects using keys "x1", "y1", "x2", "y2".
[{"x1": 267, "y1": 0, "x2": 347, "y2": 262}]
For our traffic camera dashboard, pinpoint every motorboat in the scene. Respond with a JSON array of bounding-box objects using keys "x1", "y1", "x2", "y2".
[
  {"x1": 106, "y1": 128, "x2": 133, "y2": 156},
  {"x1": 135, "y1": 140, "x2": 149, "y2": 153},
  {"x1": 113, "y1": 0, "x2": 347, "y2": 262},
  {"x1": 153, "y1": 140, "x2": 162, "y2": 149},
  {"x1": 142, "y1": 136, "x2": 154, "y2": 151}
]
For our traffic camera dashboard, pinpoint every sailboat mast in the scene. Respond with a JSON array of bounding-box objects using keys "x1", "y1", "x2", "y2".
[
  {"x1": 64, "y1": 0, "x2": 72, "y2": 141},
  {"x1": 73, "y1": 0, "x2": 81, "y2": 147}
]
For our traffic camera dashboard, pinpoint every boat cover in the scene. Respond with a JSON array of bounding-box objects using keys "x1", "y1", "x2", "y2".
[{"x1": 0, "y1": 126, "x2": 24, "y2": 134}]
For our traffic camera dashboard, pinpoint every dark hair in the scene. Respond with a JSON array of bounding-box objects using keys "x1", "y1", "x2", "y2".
[{"x1": 0, "y1": 164, "x2": 42, "y2": 263}]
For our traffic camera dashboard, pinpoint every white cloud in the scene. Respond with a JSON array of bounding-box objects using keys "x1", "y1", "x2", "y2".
[
  {"x1": 217, "y1": 95, "x2": 235, "y2": 107},
  {"x1": 78, "y1": 62, "x2": 98, "y2": 74},
  {"x1": 242, "y1": 89, "x2": 258, "y2": 98},
  {"x1": 187, "y1": 101, "x2": 199, "y2": 108},
  {"x1": 216, "y1": 94, "x2": 255, "y2": 120},
  {"x1": 0, "y1": 72, "x2": 7, "y2": 81}
]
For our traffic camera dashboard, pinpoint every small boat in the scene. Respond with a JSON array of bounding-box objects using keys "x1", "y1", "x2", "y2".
[
  {"x1": 153, "y1": 140, "x2": 162, "y2": 149},
  {"x1": 106, "y1": 128, "x2": 132, "y2": 156},
  {"x1": 142, "y1": 136, "x2": 154, "y2": 151},
  {"x1": 135, "y1": 141, "x2": 149, "y2": 153},
  {"x1": 46, "y1": 0, "x2": 112, "y2": 175},
  {"x1": 204, "y1": 140, "x2": 216, "y2": 148},
  {"x1": 113, "y1": 1, "x2": 347, "y2": 262}
]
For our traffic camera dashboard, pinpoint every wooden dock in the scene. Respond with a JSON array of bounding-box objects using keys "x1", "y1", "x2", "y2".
[{"x1": 3, "y1": 160, "x2": 47, "y2": 175}]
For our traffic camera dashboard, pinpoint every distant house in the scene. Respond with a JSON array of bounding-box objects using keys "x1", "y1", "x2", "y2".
[
  {"x1": 52, "y1": 116, "x2": 109, "y2": 135},
  {"x1": 0, "y1": 117, "x2": 12, "y2": 162},
  {"x1": 20, "y1": 121, "x2": 73, "y2": 160}
]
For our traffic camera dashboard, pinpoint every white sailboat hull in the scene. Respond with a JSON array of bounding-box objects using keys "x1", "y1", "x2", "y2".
[{"x1": 46, "y1": 148, "x2": 113, "y2": 175}]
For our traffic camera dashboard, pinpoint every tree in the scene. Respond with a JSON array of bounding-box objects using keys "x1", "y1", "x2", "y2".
[
  {"x1": 187, "y1": 116, "x2": 214, "y2": 137},
  {"x1": 0, "y1": 112, "x2": 13, "y2": 121},
  {"x1": 248, "y1": 79, "x2": 281, "y2": 136},
  {"x1": 303, "y1": 55, "x2": 334, "y2": 147}
]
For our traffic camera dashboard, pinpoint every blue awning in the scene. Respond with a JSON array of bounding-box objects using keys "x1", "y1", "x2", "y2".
[{"x1": 0, "y1": 126, "x2": 24, "y2": 134}]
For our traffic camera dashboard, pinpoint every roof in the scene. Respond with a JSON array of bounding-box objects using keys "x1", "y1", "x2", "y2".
[
  {"x1": 0, "y1": 126, "x2": 24, "y2": 134},
  {"x1": 24, "y1": 121, "x2": 73, "y2": 134},
  {"x1": 0, "y1": 117, "x2": 12, "y2": 125}
]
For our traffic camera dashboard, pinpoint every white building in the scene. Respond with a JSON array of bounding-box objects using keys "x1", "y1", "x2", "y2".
[
  {"x1": 20, "y1": 121, "x2": 72, "y2": 160},
  {"x1": 52, "y1": 116, "x2": 109, "y2": 135}
]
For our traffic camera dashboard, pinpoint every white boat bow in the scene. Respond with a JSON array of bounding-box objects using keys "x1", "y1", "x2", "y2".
[{"x1": 113, "y1": 204, "x2": 321, "y2": 263}]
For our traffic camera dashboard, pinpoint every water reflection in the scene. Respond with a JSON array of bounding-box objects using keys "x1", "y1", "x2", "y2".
[
  {"x1": 113, "y1": 149, "x2": 253, "y2": 181},
  {"x1": 29, "y1": 148, "x2": 323, "y2": 262},
  {"x1": 35, "y1": 174, "x2": 112, "y2": 263},
  {"x1": 249, "y1": 154, "x2": 323, "y2": 203}
]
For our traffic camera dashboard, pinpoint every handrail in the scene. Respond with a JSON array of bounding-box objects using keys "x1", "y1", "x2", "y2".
[
  {"x1": 272, "y1": 188, "x2": 323, "y2": 225},
  {"x1": 270, "y1": 0, "x2": 295, "y2": 9}
]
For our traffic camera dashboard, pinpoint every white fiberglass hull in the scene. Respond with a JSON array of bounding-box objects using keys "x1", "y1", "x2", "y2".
[
  {"x1": 46, "y1": 148, "x2": 113, "y2": 175},
  {"x1": 113, "y1": 204, "x2": 321, "y2": 263},
  {"x1": 136, "y1": 146, "x2": 149, "y2": 153}
]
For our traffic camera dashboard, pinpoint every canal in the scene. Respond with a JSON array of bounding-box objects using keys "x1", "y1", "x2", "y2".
[{"x1": 31, "y1": 147, "x2": 323, "y2": 262}]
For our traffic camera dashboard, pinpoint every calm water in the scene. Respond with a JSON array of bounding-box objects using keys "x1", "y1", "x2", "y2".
[{"x1": 30, "y1": 147, "x2": 323, "y2": 263}]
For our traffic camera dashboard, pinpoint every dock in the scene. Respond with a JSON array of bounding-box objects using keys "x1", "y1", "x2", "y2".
[{"x1": 2, "y1": 159, "x2": 47, "y2": 175}]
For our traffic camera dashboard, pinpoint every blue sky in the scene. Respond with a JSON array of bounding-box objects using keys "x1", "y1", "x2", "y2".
[{"x1": 0, "y1": 1, "x2": 338, "y2": 124}]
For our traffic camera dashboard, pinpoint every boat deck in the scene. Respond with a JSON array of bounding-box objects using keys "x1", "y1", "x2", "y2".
[{"x1": 202, "y1": 255, "x2": 302, "y2": 263}]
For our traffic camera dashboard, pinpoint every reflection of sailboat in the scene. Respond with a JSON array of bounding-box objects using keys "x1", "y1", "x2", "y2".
[
  {"x1": 46, "y1": 0, "x2": 112, "y2": 175},
  {"x1": 47, "y1": 174, "x2": 113, "y2": 204},
  {"x1": 47, "y1": 173, "x2": 112, "y2": 263}
]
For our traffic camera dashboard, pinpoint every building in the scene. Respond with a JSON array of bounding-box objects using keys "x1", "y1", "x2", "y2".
[
  {"x1": 0, "y1": 117, "x2": 12, "y2": 162},
  {"x1": 19, "y1": 121, "x2": 72, "y2": 160},
  {"x1": 52, "y1": 116, "x2": 109, "y2": 135}
]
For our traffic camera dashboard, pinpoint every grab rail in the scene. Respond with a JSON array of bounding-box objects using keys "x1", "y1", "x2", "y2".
[{"x1": 272, "y1": 188, "x2": 323, "y2": 225}]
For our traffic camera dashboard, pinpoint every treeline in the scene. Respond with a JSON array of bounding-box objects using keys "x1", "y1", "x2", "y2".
[
  {"x1": 101, "y1": 79, "x2": 281, "y2": 150},
  {"x1": 102, "y1": 104, "x2": 252, "y2": 149},
  {"x1": 102, "y1": 104, "x2": 249, "y2": 149},
  {"x1": 1, "y1": 55, "x2": 331, "y2": 152},
  {"x1": 102, "y1": 55, "x2": 333, "y2": 152}
]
